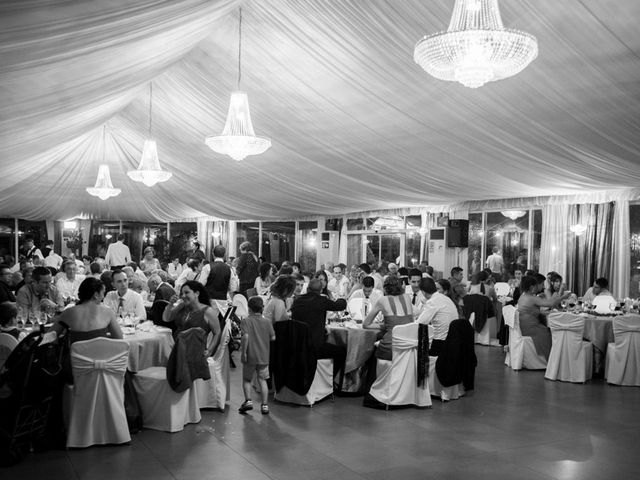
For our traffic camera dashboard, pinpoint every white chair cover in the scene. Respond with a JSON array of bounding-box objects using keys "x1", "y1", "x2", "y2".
[
  {"x1": 274, "y1": 358, "x2": 334, "y2": 406},
  {"x1": 193, "y1": 319, "x2": 232, "y2": 409},
  {"x1": 469, "y1": 312, "x2": 498, "y2": 346},
  {"x1": 545, "y1": 313, "x2": 593, "y2": 383},
  {"x1": 494, "y1": 282, "x2": 511, "y2": 297},
  {"x1": 369, "y1": 323, "x2": 431, "y2": 408},
  {"x1": 605, "y1": 314, "x2": 640, "y2": 386},
  {"x1": 66, "y1": 338, "x2": 130, "y2": 448},
  {"x1": 0, "y1": 333, "x2": 19, "y2": 369},
  {"x1": 232, "y1": 294, "x2": 249, "y2": 319},
  {"x1": 592, "y1": 295, "x2": 616, "y2": 314},
  {"x1": 503, "y1": 307, "x2": 547, "y2": 371}
]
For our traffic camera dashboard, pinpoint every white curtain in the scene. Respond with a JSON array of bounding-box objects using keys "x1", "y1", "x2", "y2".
[
  {"x1": 539, "y1": 204, "x2": 570, "y2": 281},
  {"x1": 611, "y1": 200, "x2": 630, "y2": 298},
  {"x1": 338, "y1": 217, "x2": 348, "y2": 265}
]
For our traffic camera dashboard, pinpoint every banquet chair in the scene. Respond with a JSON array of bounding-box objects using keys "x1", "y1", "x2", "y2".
[
  {"x1": 503, "y1": 306, "x2": 547, "y2": 371},
  {"x1": 494, "y1": 282, "x2": 511, "y2": 297},
  {"x1": 66, "y1": 338, "x2": 130, "y2": 448},
  {"x1": 369, "y1": 323, "x2": 432, "y2": 408},
  {"x1": 545, "y1": 314, "x2": 593, "y2": 383},
  {"x1": 232, "y1": 294, "x2": 249, "y2": 320},
  {"x1": 193, "y1": 319, "x2": 232, "y2": 409},
  {"x1": 274, "y1": 359, "x2": 334, "y2": 406},
  {"x1": 132, "y1": 329, "x2": 204, "y2": 432},
  {"x1": 427, "y1": 324, "x2": 464, "y2": 401},
  {"x1": 592, "y1": 295, "x2": 616, "y2": 314},
  {"x1": 605, "y1": 315, "x2": 640, "y2": 386},
  {"x1": 468, "y1": 312, "x2": 497, "y2": 346},
  {"x1": 0, "y1": 333, "x2": 19, "y2": 369}
]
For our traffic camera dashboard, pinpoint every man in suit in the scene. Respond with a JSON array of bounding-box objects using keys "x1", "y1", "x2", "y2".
[
  {"x1": 148, "y1": 274, "x2": 176, "y2": 302},
  {"x1": 199, "y1": 245, "x2": 238, "y2": 301},
  {"x1": 291, "y1": 279, "x2": 347, "y2": 390}
]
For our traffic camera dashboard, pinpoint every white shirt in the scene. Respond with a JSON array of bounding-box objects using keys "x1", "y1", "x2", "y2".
[
  {"x1": 105, "y1": 241, "x2": 131, "y2": 267},
  {"x1": 348, "y1": 288, "x2": 383, "y2": 321},
  {"x1": 485, "y1": 253, "x2": 504, "y2": 274},
  {"x1": 168, "y1": 262, "x2": 183, "y2": 279},
  {"x1": 405, "y1": 286, "x2": 427, "y2": 320},
  {"x1": 175, "y1": 268, "x2": 197, "y2": 293},
  {"x1": 44, "y1": 252, "x2": 63, "y2": 269},
  {"x1": 198, "y1": 259, "x2": 239, "y2": 294},
  {"x1": 104, "y1": 289, "x2": 146, "y2": 319},
  {"x1": 55, "y1": 274, "x2": 86, "y2": 302},
  {"x1": 328, "y1": 276, "x2": 351, "y2": 299},
  {"x1": 417, "y1": 292, "x2": 458, "y2": 341}
]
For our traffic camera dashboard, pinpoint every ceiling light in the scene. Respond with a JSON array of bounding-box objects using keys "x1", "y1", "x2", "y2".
[
  {"x1": 501, "y1": 210, "x2": 527, "y2": 220},
  {"x1": 87, "y1": 126, "x2": 121, "y2": 200}
]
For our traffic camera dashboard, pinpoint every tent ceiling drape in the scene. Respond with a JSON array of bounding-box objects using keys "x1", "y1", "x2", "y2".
[{"x1": 1, "y1": 0, "x2": 640, "y2": 221}]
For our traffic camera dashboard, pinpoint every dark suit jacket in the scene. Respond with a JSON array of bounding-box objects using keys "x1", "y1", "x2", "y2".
[
  {"x1": 435, "y1": 319, "x2": 477, "y2": 390},
  {"x1": 204, "y1": 260, "x2": 231, "y2": 300},
  {"x1": 290, "y1": 292, "x2": 346, "y2": 350},
  {"x1": 272, "y1": 321, "x2": 317, "y2": 395},
  {"x1": 154, "y1": 283, "x2": 175, "y2": 303},
  {"x1": 166, "y1": 327, "x2": 210, "y2": 393}
]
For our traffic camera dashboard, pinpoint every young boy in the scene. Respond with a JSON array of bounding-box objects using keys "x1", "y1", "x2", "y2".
[{"x1": 239, "y1": 296, "x2": 275, "y2": 414}]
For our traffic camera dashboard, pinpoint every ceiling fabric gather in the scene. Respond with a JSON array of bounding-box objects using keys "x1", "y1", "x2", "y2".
[{"x1": 1, "y1": 1, "x2": 640, "y2": 221}]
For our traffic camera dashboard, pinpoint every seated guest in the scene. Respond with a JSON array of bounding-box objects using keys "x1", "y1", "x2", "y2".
[
  {"x1": 448, "y1": 267, "x2": 465, "y2": 289},
  {"x1": 55, "y1": 259, "x2": 86, "y2": 304},
  {"x1": 139, "y1": 247, "x2": 161, "y2": 275},
  {"x1": 43, "y1": 243, "x2": 63, "y2": 270},
  {"x1": 52, "y1": 277, "x2": 123, "y2": 344},
  {"x1": 463, "y1": 273, "x2": 496, "y2": 335},
  {"x1": 88, "y1": 261, "x2": 103, "y2": 279},
  {"x1": 16, "y1": 266, "x2": 62, "y2": 313},
  {"x1": 100, "y1": 270, "x2": 114, "y2": 293},
  {"x1": 103, "y1": 270, "x2": 146, "y2": 319},
  {"x1": 582, "y1": 277, "x2": 611, "y2": 304},
  {"x1": 162, "y1": 281, "x2": 221, "y2": 356},
  {"x1": 290, "y1": 278, "x2": 347, "y2": 386},
  {"x1": 148, "y1": 274, "x2": 175, "y2": 303},
  {"x1": 545, "y1": 272, "x2": 566, "y2": 300},
  {"x1": 130, "y1": 278, "x2": 146, "y2": 300},
  {"x1": 167, "y1": 257, "x2": 183, "y2": 280},
  {"x1": 517, "y1": 275, "x2": 570, "y2": 360},
  {"x1": 406, "y1": 268, "x2": 426, "y2": 319},
  {"x1": 328, "y1": 264, "x2": 351, "y2": 300},
  {"x1": 363, "y1": 276, "x2": 413, "y2": 361},
  {"x1": 0, "y1": 264, "x2": 16, "y2": 303},
  {"x1": 264, "y1": 275, "x2": 296, "y2": 324},
  {"x1": 292, "y1": 273, "x2": 306, "y2": 299},
  {"x1": 175, "y1": 258, "x2": 202, "y2": 293},
  {"x1": 0, "y1": 301, "x2": 26, "y2": 341},
  {"x1": 418, "y1": 277, "x2": 458, "y2": 356},
  {"x1": 313, "y1": 270, "x2": 333, "y2": 299},
  {"x1": 254, "y1": 262, "x2": 275, "y2": 296}
]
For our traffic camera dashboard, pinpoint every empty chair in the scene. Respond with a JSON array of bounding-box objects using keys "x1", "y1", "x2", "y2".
[
  {"x1": 545, "y1": 313, "x2": 593, "y2": 383},
  {"x1": 0, "y1": 333, "x2": 19, "y2": 369},
  {"x1": 503, "y1": 306, "x2": 547, "y2": 371},
  {"x1": 193, "y1": 318, "x2": 232, "y2": 409},
  {"x1": 605, "y1": 315, "x2": 640, "y2": 386},
  {"x1": 369, "y1": 323, "x2": 431, "y2": 408},
  {"x1": 66, "y1": 338, "x2": 130, "y2": 448},
  {"x1": 132, "y1": 328, "x2": 206, "y2": 432}
]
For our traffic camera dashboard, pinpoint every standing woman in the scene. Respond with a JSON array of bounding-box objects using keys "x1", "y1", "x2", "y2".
[
  {"x1": 236, "y1": 242, "x2": 259, "y2": 297},
  {"x1": 162, "y1": 280, "x2": 221, "y2": 356},
  {"x1": 363, "y1": 276, "x2": 414, "y2": 361}
]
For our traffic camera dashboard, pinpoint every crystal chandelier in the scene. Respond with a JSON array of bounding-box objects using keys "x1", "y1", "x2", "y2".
[
  {"x1": 205, "y1": 7, "x2": 271, "y2": 161},
  {"x1": 128, "y1": 83, "x2": 172, "y2": 186},
  {"x1": 414, "y1": 0, "x2": 538, "y2": 88},
  {"x1": 87, "y1": 126, "x2": 121, "y2": 200},
  {"x1": 501, "y1": 210, "x2": 526, "y2": 220}
]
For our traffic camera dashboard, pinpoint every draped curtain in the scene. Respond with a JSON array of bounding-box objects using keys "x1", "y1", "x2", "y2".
[
  {"x1": 611, "y1": 200, "x2": 631, "y2": 297},
  {"x1": 540, "y1": 204, "x2": 571, "y2": 281}
]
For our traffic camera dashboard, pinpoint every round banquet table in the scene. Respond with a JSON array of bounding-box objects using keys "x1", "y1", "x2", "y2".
[
  {"x1": 327, "y1": 324, "x2": 378, "y2": 394},
  {"x1": 123, "y1": 327, "x2": 174, "y2": 372}
]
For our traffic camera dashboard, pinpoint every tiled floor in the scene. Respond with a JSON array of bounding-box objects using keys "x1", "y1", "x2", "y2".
[{"x1": 5, "y1": 346, "x2": 640, "y2": 479}]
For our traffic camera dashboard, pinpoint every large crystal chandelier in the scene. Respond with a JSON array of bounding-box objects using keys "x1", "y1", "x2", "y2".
[
  {"x1": 127, "y1": 83, "x2": 172, "y2": 186},
  {"x1": 414, "y1": 0, "x2": 538, "y2": 88},
  {"x1": 205, "y1": 7, "x2": 271, "y2": 161},
  {"x1": 87, "y1": 126, "x2": 121, "y2": 200},
  {"x1": 501, "y1": 210, "x2": 526, "y2": 220}
]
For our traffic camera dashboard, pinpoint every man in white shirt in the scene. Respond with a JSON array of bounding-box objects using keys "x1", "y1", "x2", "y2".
[
  {"x1": 417, "y1": 277, "x2": 458, "y2": 353},
  {"x1": 22, "y1": 236, "x2": 44, "y2": 261},
  {"x1": 198, "y1": 245, "x2": 238, "y2": 300},
  {"x1": 103, "y1": 270, "x2": 146, "y2": 319},
  {"x1": 328, "y1": 264, "x2": 351, "y2": 299},
  {"x1": 485, "y1": 246, "x2": 504, "y2": 280},
  {"x1": 582, "y1": 277, "x2": 611, "y2": 304},
  {"x1": 105, "y1": 234, "x2": 131, "y2": 270},
  {"x1": 406, "y1": 268, "x2": 426, "y2": 320},
  {"x1": 43, "y1": 244, "x2": 63, "y2": 270},
  {"x1": 55, "y1": 260, "x2": 86, "y2": 303},
  {"x1": 348, "y1": 277, "x2": 382, "y2": 322}
]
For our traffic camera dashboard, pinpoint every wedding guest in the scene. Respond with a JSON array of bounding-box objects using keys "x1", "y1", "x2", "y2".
[
  {"x1": 328, "y1": 264, "x2": 351, "y2": 300},
  {"x1": 254, "y1": 262, "x2": 275, "y2": 296},
  {"x1": 313, "y1": 270, "x2": 333, "y2": 299},
  {"x1": 16, "y1": 266, "x2": 62, "y2": 312},
  {"x1": 167, "y1": 257, "x2": 183, "y2": 280},
  {"x1": 0, "y1": 301, "x2": 26, "y2": 341},
  {"x1": 0, "y1": 264, "x2": 16, "y2": 303},
  {"x1": 175, "y1": 258, "x2": 202, "y2": 293},
  {"x1": 264, "y1": 275, "x2": 295, "y2": 324},
  {"x1": 140, "y1": 247, "x2": 161, "y2": 274},
  {"x1": 105, "y1": 234, "x2": 131, "y2": 270},
  {"x1": 56, "y1": 259, "x2": 86, "y2": 304},
  {"x1": 236, "y1": 242, "x2": 259, "y2": 297},
  {"x1": 418, "y1": 277, "x2": 459, "y2": 356},
  {"x1": 103, "y1": 270, "x2": 146, "y2": 319},
  {"x1": 239, "y1": 296, "x2": 275, "y2": 415},
  {"x1": 582, "y1": 277, "x2": 610, "y2": 304}
]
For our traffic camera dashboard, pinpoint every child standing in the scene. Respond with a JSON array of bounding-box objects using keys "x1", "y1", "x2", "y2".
[{"x1": 239, "y1": 296, "x2": 275, "y2": 414}]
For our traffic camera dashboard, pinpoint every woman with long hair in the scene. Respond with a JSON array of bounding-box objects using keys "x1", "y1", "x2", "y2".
[
  {"x1": 254, "y1": 262, "x2": 275, "y2": 296},
  {"x1": 263, "y1": 275, "x2": 296, "y2": 324},
  {"x1": 313, "y1": 270, "x2": 333, "y2": 299}
]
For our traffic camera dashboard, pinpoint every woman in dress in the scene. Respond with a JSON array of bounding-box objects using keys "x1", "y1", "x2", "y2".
[
  {"x1": 139, "y1": 247, "x2": 161, "y2": 275},
  {"x1": 53, "y1": 277, "x2": 122, "y2": 344},
  {"x1": 263, "y1": 275, "x2": 296, "y2": 324},
  {"x1": 162, "y1": 280, "x2": 221, "y2": 356},
  {"x1": 254, "y1": 262, "x2": 275, "y2": 296},
  {"x1": 517, "y1": 275, "x2": 570, "y2": 359},
  {"x1": 363, "y1": 275, "x2": 413, "y2": 361}
]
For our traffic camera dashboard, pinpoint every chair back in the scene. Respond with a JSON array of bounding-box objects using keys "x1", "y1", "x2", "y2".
[
  {"x1": 273, "y1": 320, "x2": 317, "y2": 395},
  {"x1": 592, "y1": 295, "x2": 616, "y2": 314},
  {"x1": 0, "y1": 333, "x2": 19, "y2": 369},
  {"x1": 231, "y1": 294, "x2": 249, "y2": 319},
  {"x1": 613, "y1": 314, "x2": 640, "y2": 347},
  {"x1": 548, "y1": 313, "x2": 584, "y2": 335},
  {"x1": 70, "y1": 338, "x2": 130, "y2": 378},
  {"x1": 494, "y1": 282, "x2": 511, "y2": 297},
  {"x1": 502, "y1": 305, "x2": 516, "y2": 328},
  {"x1": 391, "y1": 322, "x2": 419, "y2": 351}
]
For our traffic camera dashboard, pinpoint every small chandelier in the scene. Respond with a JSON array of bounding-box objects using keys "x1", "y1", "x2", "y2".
[
  {"x1": 205, "y1": 7, "x2": 271, "y2": 161},
  {"x1": 501, "y1": 210, "x2": 527, "y2": 220},
  {"x1": 87, "y1": 126, "x2": 121, "y2": 201},
  {"x1": 414, "y1": 0, "x2": 538, "y2": 88},
  {"x1": 128, "y1": 82, "x2": 172, "y2": 186}
]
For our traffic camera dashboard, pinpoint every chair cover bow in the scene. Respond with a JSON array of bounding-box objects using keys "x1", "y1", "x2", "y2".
[{"x1": 71, "y1": 351, "x2": 129, "y2": 376}]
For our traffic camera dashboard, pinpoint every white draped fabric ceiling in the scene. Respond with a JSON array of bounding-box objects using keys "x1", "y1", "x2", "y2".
[{"x1": 1, "y1": 0, "x2": 640, "y2": 221}]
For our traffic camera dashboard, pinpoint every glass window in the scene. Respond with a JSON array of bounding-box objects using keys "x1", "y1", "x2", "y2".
[
  {"x1": 168, "y1": 222, "x2": 197, "y2": 263},
  {"x1": 261, "y1": 222, "x2": 295, "y2": 266},
  {"x1": 89, "y1": 221, "x2": 120, "y2": 260},
  {"x1": 347, "y1": 218, "x2": 364, "y2": 230},
  {"x1": 467, "y1": 213, "x2": 483, "y2": 280},
  {"x1": 630, "y1": 204, "x2": 640, "y2": 298},
  {"x1": 485, "y1": 211, "x2": 530, "y2": 281},
  {"x1": 405, "y1": 230, "x2": 421, "y2": 268},
  {"x1": 346, "y1": 235, "x2": 362, "y2": 268},
  {"x1": 366, "y1": 216, "x2": 404, "y2": 231},
  {"x1": 236, "y1": 222, "x2": 260, "y2": 260},
  {"x1": 297, "y1": 221, "x2": 317, "y2": 275}
]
